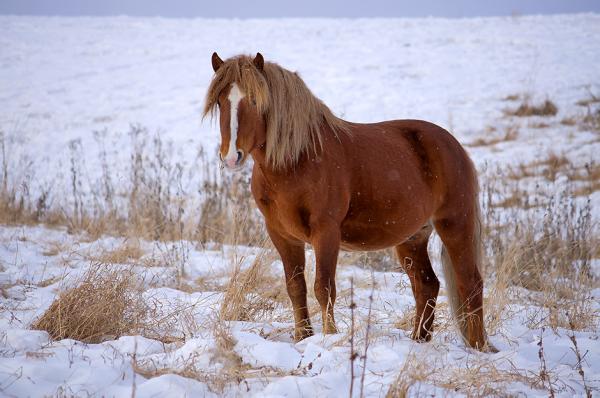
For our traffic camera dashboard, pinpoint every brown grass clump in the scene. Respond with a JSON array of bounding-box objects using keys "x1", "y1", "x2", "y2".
[
  {"x1": 133, "y1": 318, "x2": 248, "y2": 394},
  {"x1": 575, "y1": 89, "x2": 600, "y2": 107},
  {"x1": 502, "y1": 93, "x2": 521, "y2": 102},
  {"x1": 560, "y1": 116, "x2": 577, "y2": 126},
  {"x1": 31, "y1": 263, "x2": 150, "y2": 343},
  {"x1": 582, "y1": 107, "x2": 600, "y2": 132},
  {"x1": 219, "y1": 245, "x2": 287, "y2": 322},
  {"x1": 90, "y1": 239, "x2": 144, "y2": 264},
  {"x1": 505, "y1": 99, "x2": 558, "y2": 117},
  {"x1": 468, "y1": 126, "x2": 519, "y2": 147},
  {"x1": 386, "y1": 348, "x2": 560, "y2": 397},
  {"x1": 503, "y1": 151, "x2": 600, "y2": 196},
  {"x1": 528, "y1": 121, "x2": 550, "y2": 129},
  {"x1": 385, "y1": 353, "x2": 435, "y2": 397}
]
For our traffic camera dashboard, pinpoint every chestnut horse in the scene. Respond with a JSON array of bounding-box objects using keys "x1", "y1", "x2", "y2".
[{"x1": 204, "y1": 52, "x2": 494, "y2": 351}]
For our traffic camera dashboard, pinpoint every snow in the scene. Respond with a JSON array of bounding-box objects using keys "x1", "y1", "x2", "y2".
[
  {"x1": 0, "y1": 13, "x2": 599, "y2": 398},
  {"x1": 0, "y1": 225, "x2": 598, "y2": 396}
]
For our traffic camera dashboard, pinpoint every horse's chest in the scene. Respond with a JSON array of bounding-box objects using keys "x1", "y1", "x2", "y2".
[{"x1": 254, "y1": 190, "x2": 312, "y2": 241}]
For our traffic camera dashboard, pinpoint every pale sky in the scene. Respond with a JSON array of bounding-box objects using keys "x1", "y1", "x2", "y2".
[{"x1": 1, "y1": 0, "x2": 599, "y2": 18}]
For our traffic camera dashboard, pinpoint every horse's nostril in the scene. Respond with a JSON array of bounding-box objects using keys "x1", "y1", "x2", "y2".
[{"x1": 236, "y1": 150, "x2": 243, "y2": 163}]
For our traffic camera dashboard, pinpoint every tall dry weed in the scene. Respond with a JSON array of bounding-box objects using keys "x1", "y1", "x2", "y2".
[{"x1": 0, "y1": 125, "x2": 267, "y2": 246}]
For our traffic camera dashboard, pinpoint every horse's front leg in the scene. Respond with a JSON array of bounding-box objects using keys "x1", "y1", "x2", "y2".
[
  {"x1": 311, "y1": 224, "x2": 341, "y2": 334},
  {"x1": 266, "y1": 225, "x2": 313, "y2": 341}
]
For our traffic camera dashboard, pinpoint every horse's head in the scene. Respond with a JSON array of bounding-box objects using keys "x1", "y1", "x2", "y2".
[{"x1": 209, "y1": 52, "x2": 266, "y2": 171}]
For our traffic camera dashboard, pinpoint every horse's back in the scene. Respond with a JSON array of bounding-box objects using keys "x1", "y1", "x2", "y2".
[
  {"x1": 344, "y1": 119, "x2": 477, "y2": 193},
  {"x1": 335, "y1": 119, "x2": 478, "y2": 249}
]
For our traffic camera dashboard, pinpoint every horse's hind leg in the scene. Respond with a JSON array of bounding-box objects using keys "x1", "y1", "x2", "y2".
[
  {"x1": 433, "y1": 214, "x2": 487, "y2": 350},
  {"x1": 395, "y1": 223, "x2": 439, "y2": 341}
]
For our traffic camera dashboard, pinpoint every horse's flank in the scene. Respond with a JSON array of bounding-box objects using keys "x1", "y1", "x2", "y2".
[{"x1": 203, "y1": 55, "x2": 348, "y2": 170}]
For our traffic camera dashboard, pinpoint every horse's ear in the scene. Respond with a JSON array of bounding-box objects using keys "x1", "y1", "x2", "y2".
[
  {"x1": 211, "y1": 52, "x2": 224, "y2": 72},
  {"x1": 253, "y1": 52, "x2": 264, "y2": 71}
]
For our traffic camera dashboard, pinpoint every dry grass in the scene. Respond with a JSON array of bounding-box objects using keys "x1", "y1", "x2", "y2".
[
  {"x1": 133, "y1": 317, "x2": 249, "y2": 395},
  {"x1": 582, "y1": 106, "x2": 600, "y2": 132},
  {"x1": 481, "y1": 162, "x2": 599, "y2": 334},
  {"x1": 0, "y1": 126, "x2": 266, "y2": 247},
  {"x1": 386, "y1": 346, "x2": 566, "y2": 397},
  {"x1": 385, "y1": 352, "x2": 437, "y2": 397},
  {"x1": 502, "y1": 93, "x2": 521, "y2": 102},
  {"x1": 31, "y1": 263, "x2": 151, "y2": 343},
  {"x1": 467, "y1": 126, "x2": 519, "y2": 147},
  {"x1": 30, "y1": 261, "x2": 203, "y2": 344},
  {"x1": 528, "y1": 121, "x2": 550, "y2": 129},
  {"x1": 219, "y1": 243, "x2": 288, "y2": 323},
  {"x1": 560, "y1": 116, "x2": 577, "y2": 126},
  {"x1": 2, "y1": 93, "x2": 600, "y2": 395},
  {"x1": 89, "y1": 239, "x2": 144, "y2": 264},
  {"x1": 505, "y1": 98, "x2": 558, "y2": 117},
  {"x1": 575, "y1": 88, "x2": 600, "y2": 107},
  {"x1": 503, "y1": 152, "x2": 600, "y2": 197},
  {"x1": 339, "y1": 248, "x2": 398, "y2": 271}
]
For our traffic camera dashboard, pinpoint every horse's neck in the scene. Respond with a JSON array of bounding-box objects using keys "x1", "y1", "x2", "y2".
[
  {"x1": 250, "y1": 147, "x2": 305, "y2": 187},
  {"x1": 250, "y1": 124, "x2": 348, "y2": 182}
]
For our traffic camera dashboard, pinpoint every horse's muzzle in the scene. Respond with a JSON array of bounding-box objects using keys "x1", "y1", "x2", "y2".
[{"x1": 220, "y1": 150, "x2": 245, "y2": 171}]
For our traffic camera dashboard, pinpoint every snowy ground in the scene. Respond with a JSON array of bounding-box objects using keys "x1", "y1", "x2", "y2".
[
  {"x1": 0, "y1": 13, "x2": 599, "y2": 397},
  {"x1": 0, "y1": 225, "x2": 598, "y2": 397}
]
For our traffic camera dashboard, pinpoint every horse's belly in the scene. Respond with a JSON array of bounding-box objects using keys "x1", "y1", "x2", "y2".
[
  {"x1": 339, "y1": 220, "x2": 420, "y2": 251},
  {"x1": 340, "y1": 192, "x2": 432, "y2": 251}
]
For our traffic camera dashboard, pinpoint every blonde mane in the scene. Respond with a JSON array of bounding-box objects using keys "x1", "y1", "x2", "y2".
[{"x1": 203, "y1": 55, "x2": 347, "y2": 170}]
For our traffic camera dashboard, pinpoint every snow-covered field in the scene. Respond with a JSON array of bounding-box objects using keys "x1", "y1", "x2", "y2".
[
  {"x1": 0, "y1": 13, "x2": 599, "y2": 397},
  {"x1": 1, "y1": 225, "x2": 598, "y2": 397}
]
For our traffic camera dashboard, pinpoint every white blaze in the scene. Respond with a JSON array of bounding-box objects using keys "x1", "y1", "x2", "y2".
[{"x1": 224, "y1": 82, "x2": 245, "y2": 164}]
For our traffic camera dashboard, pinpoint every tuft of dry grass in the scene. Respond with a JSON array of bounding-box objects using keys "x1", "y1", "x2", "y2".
[
  {"x1": 505, "y1": 99, "x2": 558, "y2": 117},
  {"x1": 560, "y1": 116, "x2": 577, "y2": 126},
  {"x1": 133, "y1": 317, "x2": 248, "y2": 394},
  {"x1": 528, "y1": 121, "x2": 550, "y2": 129},
  {"x1": 31, "y1": 263, "x2": 151, "y2": 343},
  {"x1": 385, "y1": 352, "x2": 438, "y2": 398},
  {"x1": 386, "y1": 347, "x2": 564, "y2": 397},
  {"x1": 502, "y1": 93, "x2": 521, "y2": 101},
  {"x1": 339, "y1": 248, "x2": 398, "y2": 271},
  {"x1": 219, "y1": 243, "x2": 287, "y2": 323},
  {"x1": 468, "y1": 126, "x2": 519, "y2": 147},
  {"x1": 575, "y1": 89, "x2": 600, "y2": 107},
  {"x1": 503, "y1": 152, "x2": 600, "y2": 197},
  {"x1": 89, "y1": 239, "x2": 144, "y2": 264},
  {"x1": 582, "y1": 106, "x2": 600, "y2": 132}
]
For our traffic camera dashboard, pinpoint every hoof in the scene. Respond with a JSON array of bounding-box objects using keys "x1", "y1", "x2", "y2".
[
  {"x1": 323, "y1": 323, "x2": 338, "y2": 335},
  {"x1": 410, "y1": 330, "x2": 432, "y2": 342},
  {"x1": 481, "y1": 341, "x2": 499, "y2": 353},
  {"x1": 294, "y1": 326, "x2": 314, "y2": 342}
]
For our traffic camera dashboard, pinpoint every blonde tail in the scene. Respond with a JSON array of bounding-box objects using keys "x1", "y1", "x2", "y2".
[
  {"x1": 440, "y1": 202, "x2": 493, "y2": 350},
  {"x1": 440, "y1": 243, "x2": 469, "y2": 344}
]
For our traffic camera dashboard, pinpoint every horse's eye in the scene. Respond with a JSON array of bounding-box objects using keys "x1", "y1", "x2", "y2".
[{"x1": 251, "y1": 98, "x2": 257, "y2": 106}]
